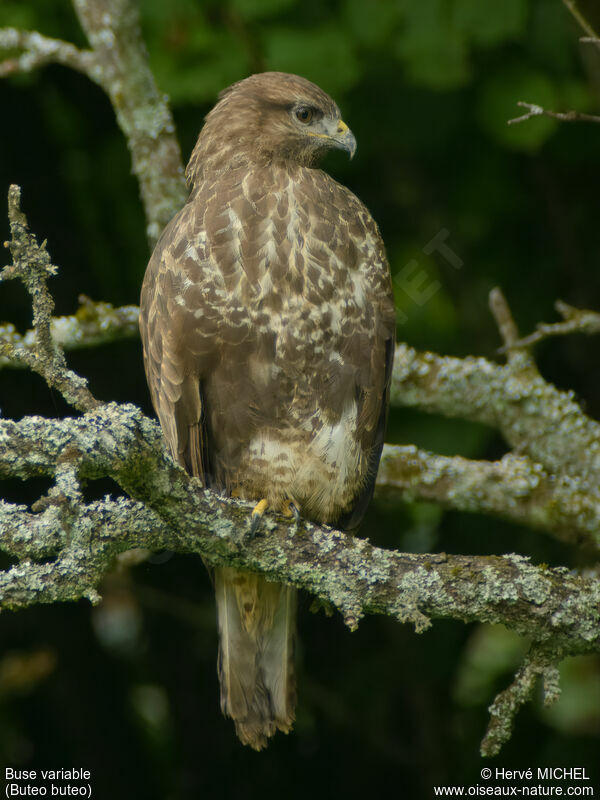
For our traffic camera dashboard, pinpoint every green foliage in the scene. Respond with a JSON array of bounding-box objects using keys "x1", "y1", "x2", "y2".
[
  {"x1": 229, "y1": 0, "x2": 297, "y2": 21},
  {"x1": 453, "y1": 0, "x2": 527, "y2": 47},
  {"x1": 0, "y1": 1, "x2": 37, "y2": 31},
  {"x1": 141, "y1": 2, "x2": 249, "y2": 104},
  {"x1": 454, "y1": 625, "x2": 528, "y2": 706},
  {"x1": 395, "y1": 0, "x2": 471, "y2": 90},
  {"x1": 265, "y1": 25, "x2": 360, "y2": 93},
  {"x1": 342, "y1": 0, "x2": 399, "y2": 48},
  {"x1": 542, "y1": 657, "x2": 600, "y2": 735}
]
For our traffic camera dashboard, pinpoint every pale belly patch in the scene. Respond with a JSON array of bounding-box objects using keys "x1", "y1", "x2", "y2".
[{"x1": 235, "y1": 401, "x2": 366, "y2": 525}]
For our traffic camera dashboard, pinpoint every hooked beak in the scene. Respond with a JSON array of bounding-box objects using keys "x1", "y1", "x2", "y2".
[{"x1": 331, "y1": 119, "x2": 357, "y2": 159}]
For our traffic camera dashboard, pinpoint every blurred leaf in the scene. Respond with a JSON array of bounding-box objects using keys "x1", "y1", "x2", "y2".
[
  {"x1": 530, "y1": 0, "x2": 578, "y2": 73},
  {"x1": 140, "y1": 0, "x2": 206, "y2": 25},
  {"x1": 559, "y1": 78, "x2": 593, "y2": 111},
  {"x1": 0, "y1": 0, "x2": 83, "y2": 41},
  {"x1": 454, "y1": 625, "x2": 528, "y2": 706},
  {"x1": 452, "y1": 0, "x2": 527, "y2": 47},
  {"x1": 541, "y1": 656, "x2": 600, "y2": 735},
  {"x1": 265, "y1": 26, "x2": 361, "y2": 94},
  {"x1": 395, "y1": 0, "x2": 470, "y2": 90},
  {"x1": 141, "y1": 0, "x2": 253, "y2": 104},
  {"x1": 401, "y1": 502, "x2": 444, "y2": 553},
  {"x1": 342, "y1": 0, "x2": 401, "y2": 48},
  {"x1": 0, "y1": 650, "x2": 56, "y2": 696},
  {"x1": 150, "y1": 30, "x2": 249, "y2": 104},
  {"x1": 0, "y1": 2, "x2": 37, "y2": 30},
  {"x1": 131, "y1": 684, "x2": 171, "y2": 732},
  {"x1": 229, "y1": 0, "x2": 297, "y2": 21},
  {"x1": 392, "y1": 248, "x2": 459, "y2": 350},
  {"x1": 478, "y1": 64, "x2": 558, "y2": 151}
]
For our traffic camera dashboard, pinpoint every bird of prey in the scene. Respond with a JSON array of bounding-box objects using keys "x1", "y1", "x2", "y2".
[{"x1": 139, "y1": 71, "x2": 395, "y2": 750}]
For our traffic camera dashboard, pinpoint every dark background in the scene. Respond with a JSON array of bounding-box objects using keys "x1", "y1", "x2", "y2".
[{"x1": 1, "y1": 0, "x2": 599, "y2": 797}]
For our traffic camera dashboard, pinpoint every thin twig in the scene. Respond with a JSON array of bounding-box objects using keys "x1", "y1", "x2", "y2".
[
  {"x1": 500, "y1": 300, "x2": 600, "y2": 350},
  {"x1": 488, "y1": 287, "x2": 538, "y2": 371},
  {"x1": 507, "y1": 101, "x2": 600, "y2": 126},
  {"x1": 489, "y1": 287, "x2": 520, "y2": 348},
  {"x1": 1, "y1": 185, "x2": 98, "y2": 411},
  {"x1": 0, "y1": 28, "x2": 96, "y2": 78},
  {"x1": 481, "y1": 646, "x2": 561, "y2": 757},
  {"x1": 376, "y1": 445, "x2": 600, "y2": 551},
  {"x1": 562, "y1": 0, "x2": 600, "y2": 42}
]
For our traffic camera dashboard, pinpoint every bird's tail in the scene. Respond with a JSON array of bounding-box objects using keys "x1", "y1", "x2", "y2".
[{"x1": 214, "y1": 566, "x2": 296, "y2": 750}]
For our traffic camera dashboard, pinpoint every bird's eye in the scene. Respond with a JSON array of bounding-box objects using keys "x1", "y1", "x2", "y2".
[{"x1": 295, "y1": 106, "x2": 313, "y2": 124}]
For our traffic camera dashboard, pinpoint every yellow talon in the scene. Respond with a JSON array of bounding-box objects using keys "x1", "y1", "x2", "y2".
[
  {"x1": 252, "y1": 498, "x2": 269, "y2": 517},
  {"x1": 250, "y1": 498, "x2": 269, "y2": 536},
  {"x1": 281, "y1": 499, "x2": 300, "y2": 520}
]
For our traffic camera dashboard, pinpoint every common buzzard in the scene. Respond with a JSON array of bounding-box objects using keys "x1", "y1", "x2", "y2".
[{"x1": 140, "y1": 71, "x2": 395, "y2": 750}]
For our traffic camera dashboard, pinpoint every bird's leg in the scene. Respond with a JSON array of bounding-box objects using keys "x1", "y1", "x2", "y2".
[{"x1": 250, "y1": 498, "x2": 269, "y2": 536}]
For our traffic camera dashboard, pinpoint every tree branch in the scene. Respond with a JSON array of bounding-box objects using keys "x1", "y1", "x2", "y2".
[
  {"x1": 481, "y1": 645, "x2": 562, "y2": 757},
  {"x1": 562, "y1": 0, "x2": 600, "y2": 42},
  {"x1": 500, "y1": 299, "x2": 600, "y2": 350},
  {"x1": 70, "y1": 0, "x2": 187, "y2": 245},
  {"x1": 0, "y1": 0, "x2": 188, "y2": 247},
  {"x1": 377, "y1": 446, "x2": 600, "y2": 552},
  {"x1": 0, "y1": 28, "x2": 95, "y2": 77},
  {"x1": 391, "y1": 343, "x2": 600, "y2": 488},
  {"x1": 1, "y1": 185, "x2": 98, "y2": 412},
  {"x1": 0, "y1": 295, "x2": 139, "y2": 371},
  {"x1": 1, "y1": 406, "x2": 599, "y2": 657},
  {"x1": 508, "y1": 100, "x2": 600, "y2": 126}
]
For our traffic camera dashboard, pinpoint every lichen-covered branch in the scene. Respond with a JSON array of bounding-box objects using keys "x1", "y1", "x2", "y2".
[
  {"x1": 391, "y1": 343, "x2": 600, "y2": 488},
  {"x1": 70, "y1": 0, "x2": 187, "y2": 244},
  {"x1": 377, "y1": 445, "x2": 600, "y2": 552},
  {"x1": 0, "y1": 0, "x2": 188, "y2": 246},
  {"x1": 0, "y1": 28, "x2": 95, "y2": 77},
  {"x1": 480, "y1": 646, "x2": 562, "y2": 757},
  {"x1": 0, "y1": 295, "x2": 139, "y2": 370},
  {"x1": 0, "y1": 185, "x2": 98, "y2": 412},
  {"x1": 1, "y1": 405, "x2": 599, "y2": 660},
  {"x1": 502, "y1": 299, "x2": 600, "y2": 350}
]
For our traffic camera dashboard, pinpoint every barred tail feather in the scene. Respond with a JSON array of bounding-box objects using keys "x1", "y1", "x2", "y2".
[{"x1": 215, "y1": 566, "x2": 297, "y2": 750}]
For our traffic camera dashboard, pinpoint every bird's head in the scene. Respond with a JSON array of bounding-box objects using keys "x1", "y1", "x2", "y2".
[{"x1": 187, "y1": 72, "x2": 356, "y2": 184}]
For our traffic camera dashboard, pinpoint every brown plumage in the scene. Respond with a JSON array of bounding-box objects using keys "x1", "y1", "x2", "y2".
[{"x1": 139, "y1": 71, "x2": 395, "y2": 750}]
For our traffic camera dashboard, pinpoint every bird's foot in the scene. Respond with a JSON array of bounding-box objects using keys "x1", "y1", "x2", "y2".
[
  {"x1": 249, "y1": 498, "x2": 269, "y2": 537},
  {"x1": 281, "y1": 498, "x2": 300, "y2": 522}
]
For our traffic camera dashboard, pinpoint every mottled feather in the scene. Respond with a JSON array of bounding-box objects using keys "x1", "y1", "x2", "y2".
[{"x1": 140, "y1": 71, "x2": 395, "y2": 749}]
